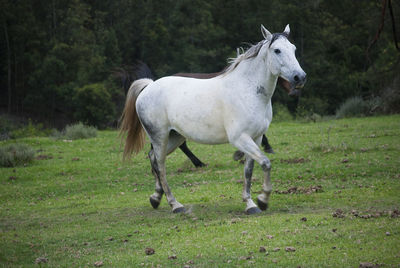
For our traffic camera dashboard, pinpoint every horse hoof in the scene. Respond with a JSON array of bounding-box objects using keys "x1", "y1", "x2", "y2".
[
  {"x1": 265, "y1": 148, "x2": 275, "y2": 154},
  {"x1": 173, "y1": 207, "x2": 185, "y2": 213},
  {"x1": 246, "y1": 207, "x2": 262, "y2": 215},
  {"x1": 194, "y1": 161, "x2": 207, "y2": 168},
  {"x1": 233, "y1": 151, "x2": 245, "y2": 161},
  {"x1": 150, "y1": 197, "x2": 161, "y2": 209},
  {"x1": 257, "y1": 198, "x2": 268, "y2": 211}
]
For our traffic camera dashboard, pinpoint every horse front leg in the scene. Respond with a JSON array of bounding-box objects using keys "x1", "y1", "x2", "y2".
[
  {"x1": 232, "y1": 134, "x2": 272, "y2": 214},
  {"x1": 243, "y1": 155, "x2": 262, "y2": 214},
  {"x1": 257, "y1": 161, "x2": 272, "y2": 211}
]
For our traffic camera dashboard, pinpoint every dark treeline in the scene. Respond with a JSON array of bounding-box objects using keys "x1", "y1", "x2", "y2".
[{"x1": 1, "y1": 0, "x2": 399, "y2": 127}]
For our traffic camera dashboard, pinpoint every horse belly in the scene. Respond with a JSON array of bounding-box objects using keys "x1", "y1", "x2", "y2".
[
  {"x1": 168, "y1": 93, "x2": 228, "y2": 144},
  {"x1": 175, "y1": 122, "x2": 228, "y2": 144}
]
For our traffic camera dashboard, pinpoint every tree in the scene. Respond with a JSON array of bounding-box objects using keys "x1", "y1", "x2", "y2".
[{"x1": 0, "y1": 0, "x2": 398, "y2": 127}]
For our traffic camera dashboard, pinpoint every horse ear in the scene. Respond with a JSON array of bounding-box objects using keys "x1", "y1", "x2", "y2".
[
  {"x1": 261, "y1": 24, "x2": 272, "y2": 40},
  {"x1": 283, "y1": 24, "x2": 290, "y2": 36}
]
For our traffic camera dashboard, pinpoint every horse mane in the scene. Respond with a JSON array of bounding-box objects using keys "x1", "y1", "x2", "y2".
[
  {"x1": 221, "y1": 32, "x2": 289, "y2": 76},
  {"x1": 222, "y1": 41, "x2": 266, "y2": 75}
]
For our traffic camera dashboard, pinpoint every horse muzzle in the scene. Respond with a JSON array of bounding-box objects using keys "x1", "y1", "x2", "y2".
[
  {"x1": 291, "y1": 71, "x2": 306, "y2": 89},
  {"x1": 278, "y1": 74, "x2": 305, "y2": 97},
  {"x1": 286, "y1": 71, "x2": 306, "y2": 96}
]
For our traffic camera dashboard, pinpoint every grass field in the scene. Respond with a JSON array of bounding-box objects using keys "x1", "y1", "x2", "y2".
[{"x1": 1, "y1": 115, "x2": 400, "y2": 267}]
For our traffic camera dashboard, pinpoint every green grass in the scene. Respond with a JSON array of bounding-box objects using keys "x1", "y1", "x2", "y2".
[{"x1": 1, "y1": 115, "x2": 400, "y2": 267}]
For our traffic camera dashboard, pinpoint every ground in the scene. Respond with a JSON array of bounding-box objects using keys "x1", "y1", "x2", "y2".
[{"x1": 0, "y1": 115, "x2": 399, "y2": 267}]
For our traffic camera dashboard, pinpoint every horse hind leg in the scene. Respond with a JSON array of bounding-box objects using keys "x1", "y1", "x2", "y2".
[
  {"x1": 149, "y1": 130, "x2": 186, "y2": 213},
  {"x1": 179, "y1": 141, "x2": 206, "y2": 167},
  {"x1": 262, "y1": 135, "x2": 275, "y2": 154},
  {"x1": 149, "y1": 146, "x2": 163, "y2": 209}
]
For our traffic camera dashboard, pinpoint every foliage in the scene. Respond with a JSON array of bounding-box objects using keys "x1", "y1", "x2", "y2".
[
  {"x1": 380, "y1": 78, "x2": 400, "y2": 114},
  {"x1": 0, "y1": 116, "x2": 399, "y2": 266},
  {"x1": 72, "y1": 83, "x2": 116, "y2": 128},
  {"x1": 0, "y1": 114, "x2": 22, "y2": 140},
  {"x1": 272, "y1": 103, "x2": 293, "y2": 122},
  {"x1": 0, "y1": 0, "x2": 399, "y2": 126},
  {"x1": 335, "y1": 86, "x2": 400, "y2": 119},
  {"x1": 0, "y1": 115, "x2": 52, "y2": 140},
  {"x1": 52, "y1": 122, "x2": 98, "y2": 140},
  {"x1": 335, "y1": 96, "x2": 370, "y2": 119},
  {"x1": 9, "y1": 120, "x2": 52, "y2": 139},
  {"x1": 0, "y1": 143, "x2": 35, "y2": 167},
  {"x1": 64, "y1": 123, "x2": 97, "y2": 140}
]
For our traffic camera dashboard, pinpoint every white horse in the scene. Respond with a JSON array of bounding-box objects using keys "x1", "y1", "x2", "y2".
[{"x1": 120, "y1": 25, "x2": 306, "y2": 214}]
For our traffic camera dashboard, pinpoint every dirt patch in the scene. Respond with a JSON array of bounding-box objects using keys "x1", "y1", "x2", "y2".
[
  {"x1": 145, "y1": 247, "x2": 155, "y2": 255},
  {"x1": 280, "y1": 158, "x2": 309, "y2": 164},
  {"x1": 390, "y1": 209, "x2": 400, "y2": 218},
  {"x1": 275, "y1": 185, "x2": 323, "y2": 194},
  {"x1": 94, "y1": 261, "x2": 104, "y2": 267},
  {"x1": 35, "y1": 257, "x2": 48, "y2": 264},
  {"x1": 359, "y1": 262, "x2": 382, "y2": 268},
  {"x1": 285, "y1": 247, "x2": 296, "y2": 252},
  {"x1": 36, "y1": 154, "x2": 53, "y2": 160},
  {"x1": 332, "y1": 209, "x2": 345, "y2": 218},
  {"x1": 332, "y1": 209, "x2": 399, "y2": 219}
]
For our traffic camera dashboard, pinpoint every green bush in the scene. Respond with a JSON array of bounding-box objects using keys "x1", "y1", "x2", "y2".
[
  {"x1": 73, "y1": 83, "x2": 116, "y2": 128},
  {"x1": 335, "y1": 96, "x2": 369, "y2": 119},
  {"x1": 61, "y1": 122, "x2": 97, "y2": 140},
  {"x1": 0, "y1": 143, "x2": 35, "y2": 167},
  {"x1": 0, "y1": 115, "x2": 18, "y2": 140},
  {"x1": 381, "y1": 85, "x2": 400, "y2": 114},
  {"x1": 10, "y1": 120, "x2": 52, "y2": 139},
  {"x1": 0, "y1": 116, "x2": 50, "y2": 140},
  {"x1": 273, "y1": 103, "x2": 293, "y2": 122},
  {"x1": 298, "y1": 97, "x2": 329, "y2": 116}
]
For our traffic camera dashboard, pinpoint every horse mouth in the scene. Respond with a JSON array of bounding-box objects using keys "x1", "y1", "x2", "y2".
[{"x1": 278, "y1": 77, "x2": 301, "y2": 97}]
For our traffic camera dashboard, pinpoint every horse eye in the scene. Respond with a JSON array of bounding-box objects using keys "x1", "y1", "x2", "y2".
[{"x1": 274, "y1": 49, "x2": 281, "y2": 54}]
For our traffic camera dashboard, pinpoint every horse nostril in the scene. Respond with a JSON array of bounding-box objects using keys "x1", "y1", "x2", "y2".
[{"x1": 294, "y1": 75, "x2": 299, "y2": 82}]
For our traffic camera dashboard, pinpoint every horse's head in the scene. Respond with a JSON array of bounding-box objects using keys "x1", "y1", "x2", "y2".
[{"x1": 261, "y1": 25, "x2": 306, "y2": 95}]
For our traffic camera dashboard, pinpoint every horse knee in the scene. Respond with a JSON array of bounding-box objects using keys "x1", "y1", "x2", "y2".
[{"x1": 261, "y1": 159, "x2": 271, "y2": 171}]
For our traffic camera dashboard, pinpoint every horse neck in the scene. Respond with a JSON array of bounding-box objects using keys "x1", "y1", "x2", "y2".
[{"x1": 224, "y1": 56, "x2": 278, "y2": 99}]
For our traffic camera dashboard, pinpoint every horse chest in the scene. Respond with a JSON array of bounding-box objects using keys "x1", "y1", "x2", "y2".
[{"x1": 224, "y1": 92, "x2": 271, "y2": 139}]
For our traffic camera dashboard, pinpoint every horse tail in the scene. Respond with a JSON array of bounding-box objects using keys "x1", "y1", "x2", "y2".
[{"x1": 119, "y1": 78, "x2": 153, "y2": 160}]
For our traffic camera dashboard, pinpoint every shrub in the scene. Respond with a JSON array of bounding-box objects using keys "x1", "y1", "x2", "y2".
[
  {"x1": 381, "y1": 85, "x2": 400, "y2": 114},
  {"x1": 0, "y1": 115, "x2": 16, "y2": 140},
  {"x1": 0, "y1": 143, "x2": 35, "y2": 167},
  {"x1": 335, "y1": 96, "x2": 369, "y2": 119},
  {"x1": 73, "y1": 83, "x2": 116, "y2": 128},
  {"x1": 10, "y1": 120, "x2": 51, "y2": 139},
  {"x1": 0, "y1": 115, "x2": 50, "y2": 140},
  {"x1": 273, "y1": 103, "x2": 293, "y2": 122},
  {"x1": 367, "y1": 96, "x2": 383, "y2": 115},
  {"x1": 63, "y1": 122, "x2": 97, "y2": 140},
  {"x1": 297, "y1": 97, "x2": 329, "y2": 116}
]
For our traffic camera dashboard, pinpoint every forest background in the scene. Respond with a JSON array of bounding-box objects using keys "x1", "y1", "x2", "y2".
[{"x1": 1, "y1": 0, "x2": 399, "y2": 128}]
